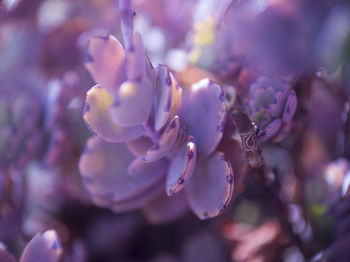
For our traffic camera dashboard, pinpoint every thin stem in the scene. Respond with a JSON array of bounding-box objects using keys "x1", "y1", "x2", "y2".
[{"x1": 225, "y1": 88, "x2": 308, "y2": 257}]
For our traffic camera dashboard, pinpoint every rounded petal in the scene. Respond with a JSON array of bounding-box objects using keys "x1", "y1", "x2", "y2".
[
  {"x1": 79, "y1": 137, "x2": 165, "y2": 205},
  {"x1": 268, "y1": 88, "x2": 289, "y2": 117},
  {"x1": 258, "y1": 118, "x2": 282, "y2": 142},
  {"x1": 282, "y1": 89, "x2": 297, "y2": 123},
  {"x1": 111, "y1": 180, "x2": 164, "y2": 213},
  {"x1": 273, "y1": 122, "x2": 293, "y2": 143},
  {"x1": 83, "y1": 85, "x2": 144, "y2": 142},
  {"x1": 154, "y1": 65, "x2": 173, "y2": 131},
  {"x1": 186, "y1": 151, "x2": 234, "y2": 219},
  {"x1": 181, "y1": 79, "x2": 226, "y2": 157},
  {"x1": 109, "y1": 77, "x2": 154, "y2": 127},
  {"x1": 126, "y1": 136, "x2": 153, "y2": 157},
  {"x1": 0, "y1": 247, "x2": 16, "y2": 262},
  {"x1": 127, "y1": 158, "x2": 168, "y2": 176},
  {"x1": 142, "y1": 192, "x2": 189, "y2": 224},
  {"x1": 20, "y1": 230, "x2": 62, "y2": 262},
  {"x1": 142, "y1": 116, "x2": 180, "y2": 162},
  {"x1": 166, "y1": 136, "x2": 197, "y2": 196},
  {"x1": 126, "y1": 33, "x2": 146, "y2": 81},
  {"x1": 85, "y1": 35, "x2": 126, "y2": 95}
]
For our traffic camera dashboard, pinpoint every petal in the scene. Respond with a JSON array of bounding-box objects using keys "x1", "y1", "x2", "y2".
[
  {"x1": 83, "y1": 85, "x2": 144, "y2": 142},
  {"x1": 0, "y1": 247, "x2": 16, "y2": 262},
  {"x1": 111, "y1": 180, "x2": 164, "y2": 212},
  {"x1": 268, "y1": 88, "x2": 289, "y2": 117},
  {"x1": 282, "y1": 89, "x2": 297, "y2": 123},
  {"x1": 258, "y1": 118, "x2": 282, "y2": 142},
  {"x1": 273, "y1": 122, "x2": 293, "y2": 143},
  {"x1": 142, "y1": 116, "x2": 180, "y2": 162},
  {"x1": 168, "y1": 73, "x2": 183, "y2": 119},
  {"x1": 186, "y1": 151, "x2": 234, "y2": 219},
  {"x1": 166, "y1": 136, "x2": 197, "y2": 196},
  {"x1": 142, "y1": 192, "x2": 189, "y2": 224},
  {"x1": 126, "y1": 33, "x2": 146, "y2": 81},
  {"x1": 126, "y1": 136, "x2": 153, "y2": 157},
  {"x1": 181, "y1": 78, "x2": 226, "y2": 158},
  {"x1": 109, "y1": 77, "x2": 154, "y2": 127},
  {"x1": 127, "y1": 158, "x2": 167, "y2": 176},
  {"x1": 85, "y1": 35, "x2": 126, "y2": 95},
  {"x1": 154, "y1": 65, "x2": 172, "y2": 131},
  {"x1": 79, "y1": 137, "x2": 166, "y2": 205},
  {"x1": 20, "y1": 230, "x2": 62, "y2": 262}
]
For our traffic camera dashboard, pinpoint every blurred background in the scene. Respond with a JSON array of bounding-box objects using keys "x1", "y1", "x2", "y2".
[{"x1": 0, "y1": 0, "x2": 350, "y2": 261}]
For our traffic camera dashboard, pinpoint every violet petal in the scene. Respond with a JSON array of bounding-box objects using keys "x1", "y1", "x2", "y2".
[
  {"x1": 154, "y1": 65, "x2": 172, "y2": 131},
  {"x1": 85, "y1": 35, "x2": 126, "y2": 96},
  {"x1": 83, "y1": 85, "x2": 144, "y2": 142},
  {"x1": 186, "y1": 151, "x2": 234, "y2": 219},
  {"x1": 142, "y1": 192, "x2": 189, "y2": 224},
  {"x1": 79, "y1": 137, "x2": 165, "y2": 205},
  {"x1": 109, "y1": 77, "x2": 154, "y2": 127},
  {"x1": 282, "y1": 89, "x2": 297, "y2": 123},
  {"x1": 258, "y1": 118, "x2": 282, "y2": 142},
  {"x1": 111, "y1": 180, "x2": 164, "y2": 213},
  {"x1": 20, "y1": 230, "x2": 62, "y2": 262},
  {"x1": 0, "y1": 247, "x2": 16, "y2": 262},
  {"x1": 166, "y1": 136, "x2": 197, "y2": 196},
  {"x1": 142, "y1": 116, "x2": 180, "y2": 162},
  {"x1": 126, "y1": 136, "x2": 153, "y2": 157},
  {"x1": 181, "y1": 78, "x2": 226, "y2": 158},
  {"x1": 126, "y1": 33, "x2": 146, "y2": 81}
]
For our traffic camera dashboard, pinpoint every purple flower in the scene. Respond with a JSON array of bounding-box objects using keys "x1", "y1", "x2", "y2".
[
  {"x1": 80, "y1": 31, "x2": 234, "y2": 219},
  {"x1": 246, "y1": 76, "x2": 297, "y2": 143}
]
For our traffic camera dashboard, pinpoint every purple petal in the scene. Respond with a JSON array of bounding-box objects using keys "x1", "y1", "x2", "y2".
[
  {"x1": 282, "y1": 89, "x2": 297, "y2": 123},
  {"x1": 272, "y1": 122, "x2": 293, "y2": 143},
  {"x1": 127, "y1": 158, "x2": 167, "y2": 176},
  {"x1": 166, "y1": 136, "x2": 197, "y2": 196},
  {"x1": 79, "y1": 137, "x2": 166, "y2": 205},
  {"x1": 180, "y1": 79, "x2": 226, "y2": 158},
  {"x1": 109, "y1": 77, "x2": 154, "y2": 127},
  {"x1": 154, "y1": 65, "x2": 172, "y2": 131},
  {"x1": 168, "y1": 73, "x2": 182, "y2": 118},
  {"x1": 85, "y1": 35, "x2": 126, "y2": 96},
  {"x1": 126, "y1": 33, "x2": 146, "y2": 81},
  {"x1": 142, "y1": 116, "x2": 180, "y2": 162},
  {"x1": 20, "y1": 230, "x2": 62, "y2": 262},
  {"x1": 83, "y1": 85, "x2": 144, "y2": 142},
  {"x1": 186, "y1": 151, "x2": 234, "y2": 219},
  {"x1": 142, "y1": 192, "x2": 189, "y2": 224},
  {"x1": 126, "y1": 136, "x2": 153, "y2": 156},
  {"x1": 111, "y1": 180, "x2": 164, "y2": 212},
  {"x1": 268, "y1": 89, "x2": 289, "y2": 117},
  {"x1": 0, "y1": 247, "x2": 16, "y2": 262},
  {"x1": 258, "y1": 118, "x2": 282, "y2": 142}
]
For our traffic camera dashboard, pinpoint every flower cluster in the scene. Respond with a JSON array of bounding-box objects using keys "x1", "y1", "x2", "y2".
[{"x1": 79, "y1": 31, "x2": 234, "y2": 219}]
